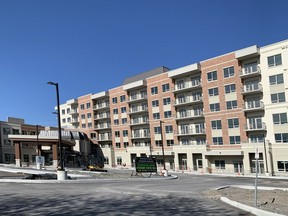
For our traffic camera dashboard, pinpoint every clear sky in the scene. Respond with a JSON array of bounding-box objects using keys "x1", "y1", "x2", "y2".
[{"x1": 1, "y1": 0, "x2": 288, "y2": 126}]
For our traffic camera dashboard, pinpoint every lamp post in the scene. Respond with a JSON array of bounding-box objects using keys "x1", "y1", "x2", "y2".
[
  {"x1": 159, "y1": 120, "x2": 166, "y2": 171},
  {"x1": 263, "y1": 138, "x2": 269, "y2": 175},
  {"x1": 47, "y1": 81, "x2": 64, "y2": 171}
]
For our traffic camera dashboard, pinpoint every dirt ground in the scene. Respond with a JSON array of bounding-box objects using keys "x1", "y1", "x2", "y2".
[{"x1": 205, "y1": 187, "x2": 288, "y2": 215}]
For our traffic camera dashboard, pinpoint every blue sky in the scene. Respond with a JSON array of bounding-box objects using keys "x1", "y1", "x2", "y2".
[{"x1": 0, "y1": 0, "x2": 288, "y2": 126}]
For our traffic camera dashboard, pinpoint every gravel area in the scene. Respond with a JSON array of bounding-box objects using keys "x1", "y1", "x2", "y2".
[{"x1": 205, "y1": 187, "x2": 288, "y2": 215}]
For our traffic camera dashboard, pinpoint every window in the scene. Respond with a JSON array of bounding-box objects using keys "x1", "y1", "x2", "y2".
[
  {"x1": 116, "y1": 143, "x2": 121, "y2": 148},
  {"x1": 121, "y1": 107, "x2": 126, "y2": 113},
  {"x1": 115, "y1": 131, "x2": 120, "y2": 137},
  {"x1": 273, "y1": 113, "x2": 288, "y2": 124},
  {"x1": 112, "y1": 97, "x2": 118, "y2": 104},
  {"x1": 229, "y1": 136, "x2": 241, "y2": 144},
  {"x1": 167, "y1": 140, "x2": 174, "y2": 146},
  {"x1": 62, "y1": 109, "x2": 65, "y2": 115},
  {"x1": 123, "y1": 130, "x2": 128, "y2": 137},
  {"x1": 122, "y1": 118, "x2": 127, "y2": 124},
  {"x1": 211, "y1": 120, "x2": 222, "y2": 129},
  {"x1": 228, "y1": 118, "x2": 239, "y2": 128},
  {"x1": 226, "y1": 100, "x2": 238, "y2": 109},
  {"x1": 117, "y1": 157, "x2": 122, "y2": 165},
  {"x1": 87, "y1": 113, "x2": 91, "y2": 118},
  {"x1": 163, "y1": 97, "x2": 171, "y2": 105},
  {"x1": 162, "y1": 83, "x2": 170, "y2": 92},
  {"x1": 225, "y1": 84, "x2": 236, "y2": 94},
  {"x1": 120, "y1": 95, "x2": 126, "y2": 102},
  {"x1": 3, "y1": 128, "x2": 10, "y2": 135},
  {"x1": 4, "y1": 139, "x2": 11, "y2": 145},
  {"x1": 114, "y1": 119, "x2": 119, "y2": 125},
  {"x1": 81, "y1": 123, "x2": 86, "y2": 128},
  {"x1": 269, "y1": 74, "x2": 284, "y2": 85},
  {"x1": 113, "y1": 108, "x2": 118, "y2": 114},
  {"x1": 155, "y1": 140, "x2": 163, "y2": 147},
  {"x1": 208, "y1": 87, "x2": 219, "y2": 96},
  {"x1": 153, "y1": 113, "x2": 160, "y2": 119},
  {"x1": 268, "y1": 54, "x2": 282, "y2": 67},
  {"x1": 207, "y1": 71, "x2": 217, "y2": 81},
  {"x1": 81, "y1": 114, "x2": 85, "y2": 119},
  {"x1": 271, "y1": 92, "x2": 286, "y2": 103},
  {"x1": 4, "y1": 154, "x2": 11, "y2": 162},
  {"x1": 67, "y1": 117, "x2": 71, "y2": 123},
  {"x1": 80, "y1": 104, "x2": 85, "y2": 110},
  {"x1": 223, "y1": 66, "x2": 235, "y2": 78},
  {"x1": 154, "y1": 126, "x2": 161, "y2": 134},
  {"x1": 88, "y1": 122, "x2": 92, "y2": 128},
  {"x1": 151, "y1": 86, "x2": 158, "y2": 95},
  {"x1": 152, "y1": 100, "x2": 159, "y2": 107},
  {"x1": 249, "y1": 134, "x2": 264, "y2": 143},
  {"x1": 90, "y1": 133, "x2": 96, "y2": 139},
  {"x1": 164, "y1": 111, "x2": 172, "y2": 118},
  {"x1": 210, "y1": 103, "x2": 220, "y2": 112},
  {"x1": 67, "y1": 108, "x2": 70, "y2": 114},
  {"x1": 165, "y1": 125, "x2": 173, "y2": 133},
  {"x1": 86, "y1": 102, "x2": 91, "y2": 109},
  {"x1": 62, "y1": 118, "x2": 66, "y2": 123},
  {"x1": 275, "y1": 133, "x2": 288, "y2": 143},
  {"x1": 215, "y1": 160, "x2": 225, "y2": 169},
  {"x1": 23, "y1": 154, "x2": 29, "y2": 163},
  {"x1": 213, "y1": 137, "x2": 223, "y2": 145},
  {"x1": 277, "y1": 161, "x2": 288, "y2": 172},
  {"x1": 124, "y1": 142, "x2": 129, "y2": 148},
  {"x1": 104, "y1": 157, "x2": 109, "y2": 165}
]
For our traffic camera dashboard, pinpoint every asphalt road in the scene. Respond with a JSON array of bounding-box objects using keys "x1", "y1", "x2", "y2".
[{"x1": 0, "y1": 171, "x2": 287, "y2": 216}]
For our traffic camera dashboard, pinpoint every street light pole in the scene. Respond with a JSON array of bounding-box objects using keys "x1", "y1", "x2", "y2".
[
  {"x1": 159, "y1": 120, "x2": 166, "y2": 170},
  {"x1": 47, "y1": 81, "x2": 64, "y2": 171}
]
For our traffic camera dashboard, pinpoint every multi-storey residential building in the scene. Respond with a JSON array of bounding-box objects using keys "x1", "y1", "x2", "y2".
[{"x1": 59, "y1": 39, "x2": 288, "y2": 176}]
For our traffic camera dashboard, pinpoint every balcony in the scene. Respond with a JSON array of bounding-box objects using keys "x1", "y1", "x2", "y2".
[
  {"x1": 94, "y1": 124, "x2": 111, "y2": 130},
  {"x1": 130, "y1": 119, "x2": 149, "y2": 126},
  {"x1": 69, "y1": 109, "x2": 79, "y2": 115},
  {"x1": 128, "y1": 107, "x2": 148, "y2": 115},
  {"x1": 127, "y1": 95, "x2": 148, "y2": 103},
  {"x1": 243, "y1": 101, "x2": 264, "y2": 112},
  {"x1": 97, "y1": 135, "x2": 112, "y2": 141},
  {"x1": 174, "y1": 96, "x2": 203, "y2": 107},
  {"x1": 93, "y1": 103, "x2": 110, "y2": 110},
  {"x1": 71, "y1": 118, "x2": 79, "y2": 124},
  {"x1": 131, "y1": 133, "x2": 150, "y2": 139},
  {"x1": 242, "y1": 83, "x2": 263, "y2": 95},
  {"x1": 176, "y1": 128, "x2": 206, "y2": 136},
  {"x1": 173, "y1": 81, "x2": 202, "y2": 93},
  {"x1": 94, "y1": 113, "x2": 110, "y2": 120},
  {"x1": 175, "y1": 110, "x2": 204, "y2": 120},
  {"x1": 240, "y1": 65, "x2": 261, "y2": 78},
  {"x1": 245, "y1": 122, "x2": 266, "y2": 131}
]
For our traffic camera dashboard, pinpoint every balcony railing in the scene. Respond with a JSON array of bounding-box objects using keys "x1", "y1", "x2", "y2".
[
  {"x1": 131, "y1": 133, "x2": 150, "y2": 139},
  {"x1": 243, "y1": 101, "x2": 264, "y2": 111},
  {"x1": 245, "y1": 122, "x2": 266, "y2": 131},
  {"x1": 130, "y1": 119, "x2": 149, "y2": 125},
  {"x1": 175, "y1": 110, "x2": 204, "y2": 120},
  {"x1": 173, "y1": 81, "x2": 202, "y2": 92},
  {"x1": 128, "y1": 107, "x2": 148, "y2": 114},
  {"x1": 176, "y1": 128, "x2": 206, "y2": 136},
  {"x1": 69, "y1": 109, "x2": 78, "y2": 115},
  {"x1": 98, "y1": 135, "x2": 112, "y2": 141},
  {"x1": 240, "y1": 65, "x2": 261, "y2": 78},
  {"x1": 242, "y1": 83, "x2": 263, "y2": 94},
  {"x1": 94, "y1": 124, "x2": 111, "y2": 130},
  {"x1": 127, "y1": 95, "x2": 148, "y2": 103},
  {"x1": 95, "y1": 113, "x2": 110, "y2": 119},
  {"x1": 174, "y1": 96, "x2": 203, "y2": 106},
  {"x1": 93, "y1": 103, "x2": 110, "y2": 110}
]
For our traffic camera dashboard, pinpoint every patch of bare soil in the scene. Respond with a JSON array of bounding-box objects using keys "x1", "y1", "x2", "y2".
[{"x1": 204, "y1": 187, "x2": 288, "y2": 215}]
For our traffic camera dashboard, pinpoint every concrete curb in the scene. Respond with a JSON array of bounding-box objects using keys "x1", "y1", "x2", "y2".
[
  {"x1": 216, "y1": 185, "x2": 287, "y2": 216},
  {"x1": 220, "y1": 197, "x2": 284, "y2": 216}
]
